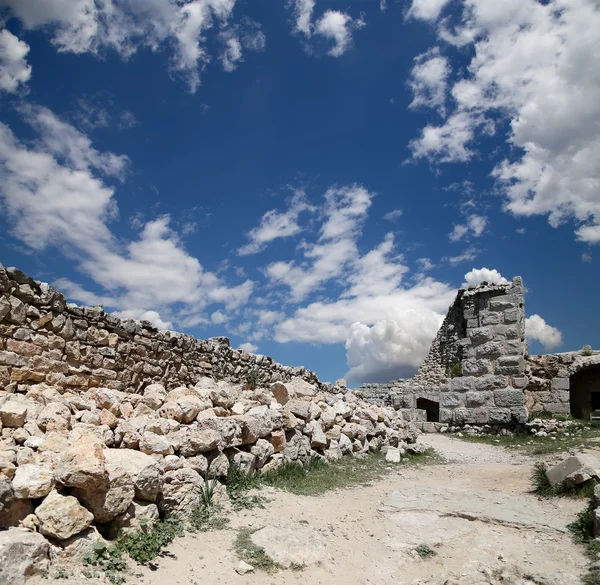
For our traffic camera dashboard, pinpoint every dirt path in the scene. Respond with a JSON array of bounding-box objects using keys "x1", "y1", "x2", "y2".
[{"x1": 45, "y1": 436, "x2": 590, "y2": 585}]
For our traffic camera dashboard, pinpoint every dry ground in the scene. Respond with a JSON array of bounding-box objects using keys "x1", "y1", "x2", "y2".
[{"x1": 42, "y1": 435, "x2": 593, "y2": 585}]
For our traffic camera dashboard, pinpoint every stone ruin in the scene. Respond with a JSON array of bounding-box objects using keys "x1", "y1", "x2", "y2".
[
  {"x1": 359, "y1": 276, "x2": 600, "y2": 432},
  {"x1": 0, "y1": 263, "x2": 418, "y2": 584}
]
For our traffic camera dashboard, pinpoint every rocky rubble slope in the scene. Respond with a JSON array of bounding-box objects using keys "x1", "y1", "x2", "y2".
[{"x1": 0, "y1": 263, "x2": 418, "y2": 584}]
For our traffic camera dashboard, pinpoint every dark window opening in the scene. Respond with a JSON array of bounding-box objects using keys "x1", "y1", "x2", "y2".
[
  {"x1": 416, "y1": 398, "x2": 440, "y2": 422},
  {"x1": 570, "y1": 365, "x2": 600, "y2": 419}
]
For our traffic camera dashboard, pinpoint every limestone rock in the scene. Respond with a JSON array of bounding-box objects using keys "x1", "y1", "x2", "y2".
[
  {"x1": 143, "y1": 383, "x2": 167, "y2": 410},
  {"x1": 269, "y1": 429, "x2": 286, "y2": 453},
  {"x1": 270, "y1": 382, "x2": 290, "y2": 405},
  {"x1": 546, "y1": 454, "x2": 600, "y2": 485},
  {"x1": 36, "y1": 490, "x2": 94, "y2": 540},
  {"x1": 0, "y1": 395, "x2": 31, "y2": 428},
  {"x1": 57, "y1": 526, "x2": 106, "y2": 560},
  {"x1": 0, "y1": 475, "x2": 14, "y2": 513},
  {"x1": 106, "y1": 500, "x2": 159, "y2": 539},
  {"x1": 236, "y1": 560, "x2": 254, "y2": 575},
  {"x1": 12, "y1": 464, "x2": 54, "y2": 499},
  {"x1": 54, "y1": 434, "x2": 108, "y2": 490},
  {"x1": 140, "y1": 431, "x2": 173, "y2": 455},
  {"x1": 385, "y1": 447, "x2": 401, "y2": 463},
  {"x1": 0, "y1": 497, "x2": 33, "y2": 528},
  {"x1": 159, "y1": 468, "x2": 203, "y2": 516},
  {"x1": 102, "y1": 448, "x2": 162, "y2": 503},
  {"x1": 251, "y1": 438, "x2": 275, "y2": 468},
  {"x1": 0, "y1": 528, "x2": 49, "y2": 585}
]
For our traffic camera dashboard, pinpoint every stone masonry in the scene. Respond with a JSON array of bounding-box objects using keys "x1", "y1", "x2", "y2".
[{"x1": 360, "y1": 277, "x2": 529, "y2": 428}]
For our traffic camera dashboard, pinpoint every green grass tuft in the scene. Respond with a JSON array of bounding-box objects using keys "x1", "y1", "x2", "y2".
[
  {"x1": 532, "y1": 462, "x2": 597, "y2": 499},
  {"x1": 189, "y1": 502, "x2": 230, "y2": 532},
  {"x1": 415, "y1": 544, "x2": 437, "y2": 559}
]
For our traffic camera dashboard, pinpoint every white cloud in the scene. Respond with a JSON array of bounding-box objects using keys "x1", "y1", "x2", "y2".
[
  {"x1": 0, "y1": 29, "x2": 32, "y2": 93},
  {"x1": 265, "y1": 185, "x2": 372, "y2": 302},
  {"x1": 238, "y1": 190, "x2": 313, "y2": 256},
  {"x1": 113, "y1": 309, "x2": 173, "y2": 330},
  {"x1": 0, "y1": 106, "x2": 253, "y2": 326},
  {"x1": 409, "y1": 48, "x2": 450, "y2": 114},
  {"x1": 238, "y1": 341, "x2": 258, "y2": 353},
  {"x1": 526, "y1": 314, "x2": 563, "y2": 350},
  {"x1": 291, "y1": 0, "x2": 315, "y2": 37},
  {"x1": 450, "y1": 214, "x2": 488, "y2": 241},
  {"x1": 211, "y1": 310, "x2": 228, "y2": 324},
  {"x1": 345, "y1": 316, "x2": 443, "y2": 383},
  {"x1": 582, "y1": 252, "x2": 592, "y2": 263},
  {"x1": 447, "y1": 247, "x2": 478, "y2": 266},
  {"x1": 380, "y1": 0, "x2": 387, "y2": 11},
  {"x1": 462, "y1": 267, "x2": 508, "y2": 288},
  {"x1": 417, "y1": 258, "x2": 434, "y2": 272},
  {"x1": 219, "y1": 31, "x2": 243, "y2": 72},
  {"x1": 407, "y1": 0, "x2": 451, "y2": 21},
  {"x1": 1, "y1": 0, "x2": 250, "y2": 93},
  {"x1": 383, "y1": 209, "x2": 403, "y2": 222},
  {"x1": 409, "y1": 0, "x2": 600, "y2": 244},
  {"x1": 314, "y1": 10, "x2": 365, "y2": 57},
  {"x1": 449, "y1": 224, "x2": 469, "y2": 242}
]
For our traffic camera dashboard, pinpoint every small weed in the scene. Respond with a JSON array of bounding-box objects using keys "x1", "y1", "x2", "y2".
[
  {"x1": 52, "y1": 567, "x2": 70, "y2": 579},
  {"x1": 199, "y1": 475, "x2": 219, "y2": 508},
  {"x1": 445, "y1": 362, "x2": 463, "y2": 379},
  {"x1": 83, "y1": 542, "x2": 128, "y2": 585},
  {"x1": 532, "y1": 462, "x2": 597, "y2": 499},
  {"x1": 226, "y1": 465, "x2": 266, "y2": 510},
  {"x1": 245, "y1": 370, "x2": 259, "y2": 390},
  {"x1": 290, "y1": 562, "x2": 307, "y2": 571},
  {"x1": 234, "y1": 528, "x2": 279, "y2": 573},
  {"x1": 189, "y1": 503, "x2": 229, "y2": 532},
  {"x1": 119, "y1": 516, "x2": 184, "y2": 565},
  {"x1": 415, "y1": 544, "x2": 437, "y2": 559},
  {"x1": 568, "y1": 498, "x2": 600, "y2": 585}
]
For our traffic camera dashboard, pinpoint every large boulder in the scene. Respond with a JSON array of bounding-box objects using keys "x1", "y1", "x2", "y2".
[
  {"x1": 0, "y1": 395, "x2": 32, "y2": 428},
  {"x1": 546, "y1": 454, "x2": 600, "y2": 485},
  {"x1": 102, "y1": 449, "x2": 161, "y2": 502},
  {"x1": 139, "y1": 431, "x2": 173, "y2": 455},
  {"x1": 159, "y1": 468, "x2": 203, "y2": 517},
  {"x1": 54, "y1": 433, "x2": 108, "y2": 490},
  {"x1": 73, "y1": 455, "x2": 135, "y2": 523},
  {"x1": 0, "y1": 528, "x2": 49, "y2": 585},
  {"x1": 36, "y1": 490, "x2": 94, "y2": 540},
  {"x1": 12, "y1": 464, "x2": 54, "y2": 499},
  {"x1": 269, "y1": 382, "x2": 290, "y2": 405}
]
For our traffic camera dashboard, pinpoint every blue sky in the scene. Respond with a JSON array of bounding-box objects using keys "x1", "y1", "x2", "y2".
[{"x1": 0, "y1": 0, "x2": 598, "y2": 386}]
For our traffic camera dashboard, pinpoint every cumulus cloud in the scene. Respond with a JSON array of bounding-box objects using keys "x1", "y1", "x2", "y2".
[
  {"x1": 345, "y1": 316, "x2": 444, "y2": 383},
  {"x1": 238, "y1": 190, "x2": 313, "y2": 256},
  {"x1": 0, "y1": 0, "x2": 256, "y2": 92},
  {"x1": 238, "y1": 341, "x2": 258, "y2": 353},
  {"x1": 113, "y1": 309, "x2": 173, "y2": 330},
  {"x1": 290, "y1": 0, "x2": 315, "y2": 36},
  {"x1": 408, "y1": 48, "x2": 450, "y2": 114},
  {"x1": 447, "y1": 247, "x2": 478, "y2": 266},
  {"x1": 0, "y1": 29, "x2": 32, "y2": 93},
  {"x1": 0, "y1": 105, "x2": 253, "y2": 325},
  {"x1": 449, "y1": 214, "x2": 488, "y2": 242},
  {"x1": 409, "y1": 0, "x2": 600, "y2": 243},
  {"x1": 407, "y1": 0, "x2": 452, "y2": 21},
  {"x1": 383, "y1": 209, "x2": 403, "y2": 222},
  {"x1": 314, "y1": 10, "x2": 365, "y2": 57},
  {"x1": 526, "y1": 314, "x2": 563, "y2": 350},
  {"x1": 462, "y1": 268, "x2": 508, "y2": 288}
]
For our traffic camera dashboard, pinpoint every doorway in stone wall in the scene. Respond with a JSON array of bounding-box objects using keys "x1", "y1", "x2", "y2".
[
  {"x1": 570, "y1": 364, "x2": 600, "y2": 419},
  {"x1": 416, "y1": 398, "x2": 440, "y2": 422}
]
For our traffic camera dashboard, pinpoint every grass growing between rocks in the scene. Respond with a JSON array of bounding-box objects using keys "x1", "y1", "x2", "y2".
[
  {"x1": 226, "y1": 465, "x2": 268, "y2": 510},
  {"x1": 567, "y1": 499, "x2": 600, "y2": 585},
  {"x1": 234, "y1": 528, "x2": 280, "y2": 573},
  {"x1": 259, "y1": 449, "x2": 436, "y2": 496},
  {"x1": 531, "y1": 462, "x2": 597, "y2": 498},
  {"x1": 456, "y1": 428, "x2": 600, "y2": 455}
]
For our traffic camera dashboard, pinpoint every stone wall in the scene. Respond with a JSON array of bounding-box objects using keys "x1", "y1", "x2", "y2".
[
  {"x1": 359, "y1": 277, "x2": 529, "y2": 428},
  {"x1": 0, "y1": 265, "x2": 328, "y2": 396}
]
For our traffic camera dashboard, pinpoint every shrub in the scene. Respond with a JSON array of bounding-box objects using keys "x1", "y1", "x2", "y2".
[
  {"x1": 446, "y1": 362, "x2": 463, "y2": 379},
  {"x1": 415, "y1": 544, "x2": 437, "y2": 559},
  {"x1": 245, "y1": 370, "x2": 259, "y2": 390},
  {"x1": 583, "y1": 344, "x2": 593, "y2": 356},
  {"x1": 119, "y1": 516, "x2": 184, "y2": 565}
]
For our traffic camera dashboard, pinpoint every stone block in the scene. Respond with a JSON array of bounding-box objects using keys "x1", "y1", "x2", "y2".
[
  {"x1": 453, "y1": 409, "x2": 476, "y2": 425},
  {"x1": 512, "y1": 376, "x2": 529, "y2": 389},
  {"x1": 503, "y1": 308, "x2": 520, "y2": 323},
  {"x1": 551, "y1": 377, "x2": 570, "y2": 390},
  {"x1": 480, "y1": 312, "x2": 501, "y2": 326},
  {"x1": 439, "y1": 408, "x2": 454, "y2": 423},
  {"x1": 488, "y1": 296, "x2": 518, "y2": 312},
  {"x1": 495, "y1": 356, "x2": 524, "y2": 375},
  {"x1": 504, "y1": 339, "x2": 522, "y2": 356},
  {"x1": 488, "y1": 408, "x2": 511, "y2": 424},
  {"x1": 441, "y1": 393, "x2": 463, "y2": 407},
  {"x1": 510, "y1": 407, "x2": 528, "y2": 424},
  {"x1": 474, "y1": 408, "x2": 490, "y2": 425},
  {"x1": 449, "y1": 377, "x2": 475, "y2": 392},
  {"x1": 465, "y1": 391, "x2": 492, "y2": 408},
  {"x1": 504, "y1": 326, "x2": 519, "y2": 339},
  {"x1": 543, "y1": 402, "x2": 570, "y2": 415},
  {"x1": 468, "y1": 327, "x2": 493, "y2": 345},
  {"x1": 475, "y1": 341, "x2": 504, "y2": 359},
  {"x1": 462, "y1": 359, "x2": 492, "y2": 377},
  {"x1": 546, "y1": 454, "x2": 600, "y2": 486},
  {"x1": 474, "y1": 375, "x2": 508, "y2": 391},
  {"x1": 493, "y1": 390, "x2": 525, "y2": 408}
]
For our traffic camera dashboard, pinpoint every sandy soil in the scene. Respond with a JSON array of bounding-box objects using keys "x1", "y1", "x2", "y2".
[{"x1": 43, "y1": 435, "x2": 591, "y2": 585}]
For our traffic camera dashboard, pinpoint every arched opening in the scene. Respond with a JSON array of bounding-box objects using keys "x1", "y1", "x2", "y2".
[
  {"x1": 416, "y1": 398, "x2": 440, "y2": 422},
  {"x1": 570, "y1": 365, "x2": 600, "y2": 419}
]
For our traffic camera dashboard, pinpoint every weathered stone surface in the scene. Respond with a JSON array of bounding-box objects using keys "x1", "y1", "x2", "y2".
[
  {"x1": 285, "y1": 400, "x2": 312, "y2": 421},
  {"x1": 0, "y1": 395, "x2": 31, "y2": 428},
  {"x1": 493, "y1": 390, "x2": 525, "y2": 408},
  {"x1": 0, "y1": 528, "x2": 49, "y2": 585},
  {"x1": 54, "y1": 434, "x2": 108, "y2": 490},
  {"x1": 159, "y1": 468, "x2": 203, "y2": 516},
  {"x1": 250, "y1": 524, "x2": 327, "y2": 568},
  {"x1": 546, "y1": 454, "x2": 600, "y2": 486},
  {"x1": 12, "y1": 464, "x2": 54, "y2": 499},
  {"x1": 106, "y1": 500, "x2": 159, "y2": 539},
  {"x1": 0, "y1": 475, "x2": 14, "y2": 514},
  {"x1": 270, "y1": 382, "x2": 290, "y2": 405},
  {"x1": 140, "y1": 431, "x2": 173, "y2": 455},
  {"x1": 36, "y1": 490, "x2": 94, "y2": 540}
]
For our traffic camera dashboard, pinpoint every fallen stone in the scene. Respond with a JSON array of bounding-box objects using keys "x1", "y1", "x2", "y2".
[
  {"x1": 54, "y1": 433, "x2": 108, "y2": 490},
  {"x1": 385, "y1": 447, "x2": 401, "y2": 463},
  {"x1": 36, "y1": 490, "x2": 94, "y2": 540},
  {"x1": 102, "y1": 448, "x2": 161, "y2": 502},
  {"x1": 235, "y1": 560, "x2": 255, "y2": 575},
  {"x1": 546, "y1": 454, "x2": 600, "y2": 486},
  {"x1": 0, "y1": 528, "x2": 49, "y2": 585},
  {"x1": 12, "y1": 463, "x2": 54, "y2": 499}
]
